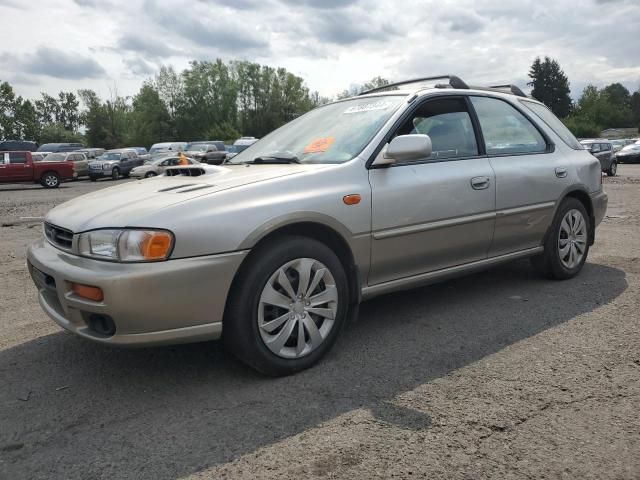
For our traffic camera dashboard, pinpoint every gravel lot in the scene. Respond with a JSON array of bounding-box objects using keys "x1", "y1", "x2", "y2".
[{"x1": 1, "y1": 167, "x2": 639, "y2": 479}]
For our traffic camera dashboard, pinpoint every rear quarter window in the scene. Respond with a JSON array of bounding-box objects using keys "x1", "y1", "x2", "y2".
[{"x1": 520, "y1": 100, "x2": 583, "y2": 150}]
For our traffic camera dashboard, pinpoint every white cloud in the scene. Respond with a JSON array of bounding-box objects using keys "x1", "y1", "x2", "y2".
[{"x1": 1, "y1": 0, "x2": 639, "y2": 100}]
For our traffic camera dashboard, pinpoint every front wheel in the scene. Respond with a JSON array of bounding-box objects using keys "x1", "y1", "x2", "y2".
[
  {"x1": 145, "y1": 172, "x2": 157, "y2": 178},
  {"x1": 607, "y1": 161, "x2": 617, "y2": 176},
  {"x1": 531, "y1": 197, "x2": 590, "y2": 280},
  {"x1": 224, "y1": 236, "x2": 350, "y2": 376},
  {"x1": 111, "y1": 168, "x2": 120, "y2": 181},
  {"x1": 40, "y1": 172, "x2": 60, "y2": 188}
]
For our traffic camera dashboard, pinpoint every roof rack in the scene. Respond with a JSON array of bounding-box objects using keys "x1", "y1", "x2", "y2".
[
  {"x1": 358, "y1": 75, "x2": 470, "y2": 95},
  {"x1": 358, "y1": 75, "x2": 529, "y2": 98},
  {"x1": 488, "y1": 84, "x2": 528, "y2": 98}
]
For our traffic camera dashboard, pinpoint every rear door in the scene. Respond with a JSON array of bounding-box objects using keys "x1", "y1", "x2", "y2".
[
  {"x1": 369, "y1": 95, "x2": 496, "y2": 285},
  {"x1": 469, "y1": 95, "x2": 570, "y2": 257}
]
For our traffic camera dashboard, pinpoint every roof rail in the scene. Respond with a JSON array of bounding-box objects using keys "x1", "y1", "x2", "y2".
[
  {"x1": 488, "y1": 84, "x2": 528, "y2": 98},
  {"x1": 358, "y1": 75, "x2": 470, "y2": 95}
]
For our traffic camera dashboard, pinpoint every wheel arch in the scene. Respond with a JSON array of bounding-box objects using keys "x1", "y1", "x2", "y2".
[
  {"x1": 233, "y1": 215, "x2": 362, "y2": 307},
  {"x1": 548, "y1": 186, "x2": 595, "y2": 246}
]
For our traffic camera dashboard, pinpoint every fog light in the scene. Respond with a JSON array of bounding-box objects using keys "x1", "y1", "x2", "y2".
[{"x1": 71, "y1": 283, "x2": 104, "y2": 302}]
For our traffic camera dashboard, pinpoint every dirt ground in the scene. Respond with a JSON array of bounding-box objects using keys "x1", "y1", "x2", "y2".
[{"x1": 1, "y1": 167, "x2": 639, "y2": 479}]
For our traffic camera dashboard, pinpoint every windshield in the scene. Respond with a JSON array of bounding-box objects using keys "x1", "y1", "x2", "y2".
[
  {"x1": 98, "y1": 153, "x2": 122, "y2": 161},
  {"x1": 187, "y1": 144, "x2": 209, "y2": 152},
  {"x1": 611, "y1": 140, "x2": 623, "y2": 146},
  {"x1": 230, "y1": 95, "x2": 405, "y2": 164}
]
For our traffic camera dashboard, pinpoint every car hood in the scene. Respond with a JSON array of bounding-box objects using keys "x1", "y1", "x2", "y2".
[
  {"x1": 619, "y1": 145, "x2": 640, "y2": 153},
  {"x1": 46, "y1": 163, "x2": 331, "y2": 232}
]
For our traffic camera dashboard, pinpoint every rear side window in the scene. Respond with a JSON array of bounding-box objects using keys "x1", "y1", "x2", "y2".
[
  {"x1": 470, "y1": 96, "x2": 547, "y2": 155},
  {"x1": 9, "y1": 152, "x2": 27, "y2": 164},
  {"x1": 520, "y1": 100, "x2": 583, "y2": 150}
]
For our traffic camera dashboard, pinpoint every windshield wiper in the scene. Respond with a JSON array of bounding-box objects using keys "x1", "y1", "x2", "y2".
[{"x1": 250, "y1": 154, "x2": 300, "y2": 164}]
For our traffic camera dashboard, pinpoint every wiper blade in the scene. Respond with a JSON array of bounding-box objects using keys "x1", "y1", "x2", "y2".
[{"x1": 251, "y1": 154, "x2": 300, "y2": 164}]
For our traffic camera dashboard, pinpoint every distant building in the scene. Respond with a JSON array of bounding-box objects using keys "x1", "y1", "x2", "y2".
[{"x1": 600, "y1": 128, "x2": 639, "y2": 139}]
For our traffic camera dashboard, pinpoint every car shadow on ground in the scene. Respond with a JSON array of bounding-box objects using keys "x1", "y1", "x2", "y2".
[{"x1": 0, "y1": 260, "x2": 627, "y2": 479}]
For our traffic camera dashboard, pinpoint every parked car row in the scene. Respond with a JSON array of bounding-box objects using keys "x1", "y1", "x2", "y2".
[
  {"x1": 0, "y1": 137, "x2": 261, "y2": 187},
  {"x1": 615, "y1": 139, "x2": 640, "y2": 164}
]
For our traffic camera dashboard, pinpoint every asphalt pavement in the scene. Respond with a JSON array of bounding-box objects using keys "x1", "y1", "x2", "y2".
[{"x1": 1, "y1": 167, "x2": 639, "y2": 479}]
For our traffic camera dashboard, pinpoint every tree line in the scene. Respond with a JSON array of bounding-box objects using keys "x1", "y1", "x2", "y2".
[
  {"x1": 0, "y1": 59, "x2": 324, "y2": 148},
  {"x1": 1, "y1": 56, "x2": 639, "y2": 148},
  {"x1": 529, "y1": 56, "x2": 640, "y2": 137}
]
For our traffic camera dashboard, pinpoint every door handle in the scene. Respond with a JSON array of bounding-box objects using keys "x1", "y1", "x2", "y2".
[
  {"x1": 470, "y1": 176, "x2": 490, "y2": 190},
  {"x1": 555, "y1": 167, "x2": 568, "y2": 178}
]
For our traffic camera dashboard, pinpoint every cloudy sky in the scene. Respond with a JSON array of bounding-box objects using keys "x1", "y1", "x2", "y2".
[{"x1": 1, "y1": 0, "x2": 639, "y2": 102}]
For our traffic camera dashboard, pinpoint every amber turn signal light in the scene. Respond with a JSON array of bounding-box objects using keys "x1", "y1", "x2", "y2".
[
  {"x1": 343, "y1": 194, "x2": 361, "y2": 205},
  {"x1": 71, "y1": 283, "x2": 104, "y2": 302}
]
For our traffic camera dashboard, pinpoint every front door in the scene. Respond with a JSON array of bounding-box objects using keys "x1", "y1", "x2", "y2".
[{"x1": 369, "y1": 96, "x2": 496, "y2": 285}]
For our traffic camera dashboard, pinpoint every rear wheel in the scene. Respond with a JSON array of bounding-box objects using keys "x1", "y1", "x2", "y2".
[
  {"x1": 111, "y1": 168, "x2": 120, "y2": 181},
  {"x1": 531, "y1": 197, "x2": 590, "y2": 280},
  {"x1": 224, "y1": 236, "x2": 349, "y2": 376},
  {"x1": 607, "y1": 161, "x2": 617, "y2": 176},
  {"x1": 40, "y1": 172, "x2": 60, "y2": 188}
]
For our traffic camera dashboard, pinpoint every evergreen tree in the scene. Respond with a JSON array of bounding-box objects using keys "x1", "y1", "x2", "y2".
[{"x1": 528, "y1": 57, "x2": 572, "y2": 118}]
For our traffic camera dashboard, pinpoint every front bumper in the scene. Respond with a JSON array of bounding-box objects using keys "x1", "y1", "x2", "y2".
[
  {"x1": 591, "y1": 189, "x2": 608, "y2": 228},
  {"x1": 27, "y1": 238, "x2": 247, "y2": 346},
  {"x1": 88, "y1": 166, "x2": 114, "y2": 178},
  {"x1": 616, "y1": 153, "x2": 640, "y2": 163}
]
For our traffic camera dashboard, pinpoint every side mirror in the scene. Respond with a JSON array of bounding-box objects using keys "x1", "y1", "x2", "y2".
[{"x1": 373, "y1": 134, "x2": 432, "y2": 166}]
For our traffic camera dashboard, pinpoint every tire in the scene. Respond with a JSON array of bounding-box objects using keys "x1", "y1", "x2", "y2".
[
  {"x1": 607, "y1": 161, "x2": 617, "y2": 176},
  {"x1": 111, "y1": 168, "x2": 120, "y2": 181},
  {"x1": 90, "y1": 177, "x2": 97, "y2": 182},
  {"x1": 530, "y1": 197, "x2": 590, "y2": 280},
  {"x1": 145, "y1": 172, "x2": 157, "y2": 178},
  {"x1": 224, "y1": 235, "x2": 350, "y2": 376},
  {"x1": 40, "y1": 172, "x2": 60, "y2": 189}
]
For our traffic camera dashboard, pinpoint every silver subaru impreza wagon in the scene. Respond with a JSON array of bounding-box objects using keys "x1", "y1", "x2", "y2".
[{"x1": 27, "y1": 75, "x2": 607, "y2": 375}]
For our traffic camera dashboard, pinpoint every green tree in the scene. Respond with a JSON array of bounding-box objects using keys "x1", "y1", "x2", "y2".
[
  {"x1": 0, "y1": 80, "x2": 17, "y2": 139},
  {"x1": 208, "y1": 121, "x2": 241, "y2": 143},
  {"x1": 337, "y1": 76, "x2": 391, "y2": 99},
  {"x1": 38, "y1": 123, "x2": 84, "y2": 144},
  {"x1": 128, "y1": 83, "x2": 173, "y2": 147},
  {"x1": 631, "y1": 89, "x2": 640, "y2": 126},
  {"x1": 528, "y1": 57, "x2": 572, "y2": 118}
]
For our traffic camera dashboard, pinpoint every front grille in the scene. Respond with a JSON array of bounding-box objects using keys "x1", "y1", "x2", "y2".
[{"x1": 44, "y1": 223, "x2": 74, "y2": 250}]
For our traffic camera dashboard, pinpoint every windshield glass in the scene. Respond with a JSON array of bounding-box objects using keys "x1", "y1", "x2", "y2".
[
  {"x1": 187, "y1": 144, "x2": 209, "y2": 152},
  {"x1": 98, "y1": 153, "x2": 122, "y2": 161},
  {"x1": 229, "y1": 95, "x2": 405, "y2": 164}
]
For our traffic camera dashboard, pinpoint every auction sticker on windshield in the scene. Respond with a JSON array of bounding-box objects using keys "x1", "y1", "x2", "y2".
[
  {"x1": 304, "y1": 137, "x2": 336, "y2": 154},
  {"x1": 343, "y1": 101, "x2": 393, "y2": 114}
]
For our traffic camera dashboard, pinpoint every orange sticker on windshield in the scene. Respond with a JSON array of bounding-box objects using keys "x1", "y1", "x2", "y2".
[{"x1": 304, "y1": 137, "x2": 335, "y2": 154}]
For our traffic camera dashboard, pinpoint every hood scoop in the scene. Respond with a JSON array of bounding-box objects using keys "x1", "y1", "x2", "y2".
[
  {"x1": 157, "y1": 183, "x2": 215, "y2": 194},
  {"x1": 165, "y1": 166, "x2": 207, "y2": 176}
]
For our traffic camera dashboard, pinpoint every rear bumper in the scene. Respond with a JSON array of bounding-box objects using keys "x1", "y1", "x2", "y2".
[{"x1": 27, "y1": 238, "x2": 247, "y2": 346}]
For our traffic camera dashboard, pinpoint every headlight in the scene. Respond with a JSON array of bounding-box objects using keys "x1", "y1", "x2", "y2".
[
  {"x1": 103, "y1": 163, "x2": 112, "y2": 170},
  {"x1": 77, "y1": 229, "x2": 174, "y2": 262}
]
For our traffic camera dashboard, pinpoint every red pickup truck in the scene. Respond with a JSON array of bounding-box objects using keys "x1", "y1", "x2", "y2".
[{"x1": 0, "y1": 151, "x2": 75, "y2": 188}]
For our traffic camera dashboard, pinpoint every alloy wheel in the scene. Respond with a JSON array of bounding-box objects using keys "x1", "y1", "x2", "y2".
[
  {"x1": 258, "y1": 258, "x2": 338, "y2": 359},
  {"x1": 44, "y1": 174, "x2": 58, "y2": 187},
  {"x1": 558, "y1": 209, "x2": 587, "y2": 269}
]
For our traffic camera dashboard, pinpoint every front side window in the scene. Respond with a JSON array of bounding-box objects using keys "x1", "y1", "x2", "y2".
[
  {"x1": 471, "y1": 96, "x2": 547, "y2": 155},
  {"x1": 230, "y1": 95, "x2": 405, "y2": 164},
  {"x1": 391, "y1": 97, "x2": 479, "y2": 161},
  {"x1": 592, "y1": 144, "x2": 601, "y2": 153}
]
